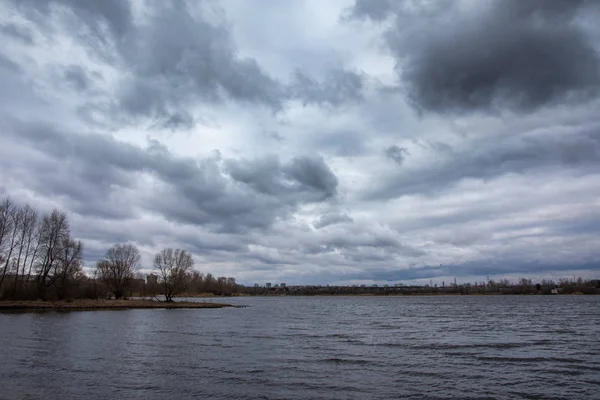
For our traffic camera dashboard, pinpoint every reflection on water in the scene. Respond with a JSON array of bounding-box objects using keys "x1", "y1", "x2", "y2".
[{"x1": 1, "y1": 296, "x2": 599, "y2": 399}]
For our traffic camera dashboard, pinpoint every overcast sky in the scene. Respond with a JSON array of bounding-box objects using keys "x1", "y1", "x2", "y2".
[{"x1": 2, "y1": 0, "x2": 600, "y2": 285}]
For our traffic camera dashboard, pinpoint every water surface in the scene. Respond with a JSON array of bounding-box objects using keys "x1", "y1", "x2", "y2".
[{"x1": 1, "y1": 296, "x2": 599, "y2": 399}]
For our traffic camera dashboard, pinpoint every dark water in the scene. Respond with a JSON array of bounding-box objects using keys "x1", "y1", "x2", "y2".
[{"x1": 1, "y1": 296, "x2": 599, "y2": 400}]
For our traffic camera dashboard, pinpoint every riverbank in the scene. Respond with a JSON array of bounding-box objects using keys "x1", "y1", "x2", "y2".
[{"x1": 0, "y1": 299, "x2": 235, "y2": 311}]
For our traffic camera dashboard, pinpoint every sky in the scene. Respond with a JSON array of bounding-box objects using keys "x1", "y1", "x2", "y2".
[{"x1": 1, "y1": 0, "x2": 600, "y2": 286}]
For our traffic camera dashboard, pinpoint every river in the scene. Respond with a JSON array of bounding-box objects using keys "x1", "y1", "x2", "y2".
[{"x1": 1, "y1": 295, "x2": 599, "y2": 399}]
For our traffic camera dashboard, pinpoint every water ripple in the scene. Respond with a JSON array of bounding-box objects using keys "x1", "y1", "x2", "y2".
[{"x1": 1, "y1": 295, "x2": 599, "y2": 400}]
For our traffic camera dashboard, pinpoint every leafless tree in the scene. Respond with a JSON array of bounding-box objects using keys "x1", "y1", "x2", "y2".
[
  {"x1": 154, "y1": 248, "x2": 193, "y2": 302},
  {"x1": 0, "y1": 198, "x2": 20, "y2": 292},
  {"x1": 35, "y1": 209, "x2": 70, "y2": 298},
  {"x1": 50, "y1": 238, "x2": 83, "y2": 299},
  {"x1": 11, "y1": 205, "x2": 38, "y2": 296},
  {"x1": 96, "y1": 243, "x2": 141, "y2": 299}
]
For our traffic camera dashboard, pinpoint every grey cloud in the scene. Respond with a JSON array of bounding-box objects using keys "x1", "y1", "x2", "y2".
[
  {"x1": 157, "y1": 112, "x2": 196, "y2": 132},
  {"x1": 427, "y1": 141, "x2": 453, "y2": 154},
  {"x1": 410, "y1": 139, "x2": 454, "y2": 154},
  {"x1": 352, "y1": 260, "x2": 600, "y2": 283},
  {"x1": 384, "y1": 145, "x2": 409, "y2": 166},
  {"x1": 368, "y1": 127, "x2": 600, "y2": 200},
  {"x1": 313, "y1": 213, "x2": 354, "y2": 229},
  {"x1": 290, "y1": 69, "x2": 365, "y2": 108},
  {"x1": 283, "y1": 156, "x2": 339, "y2": 199},
  {"x1": 298, "y1": 227, "x2": 425, "y2": 258},
  {"x1": 63, "y1": 65, "x2": 91, "y2": 91},
  {"x1": 351, "y1": 0, "x2": 600, "y2": 113},
  {"x1": 1, "y1": 22, "x2": 34, "y2": 44},
  {"x1": 5, "y1": 117, "x2": 339, "y2": 232},
  {"x1": 0, "y1": 53, "x2": 21, "y2": 73},
  {"x1": 4, "y1": 0, "x2": 283, "y2": 129},
  {"x1": 113, "y1": 1, "x2": 284, "y2": 125},
  {"x1": 7, "y1": 0, "x2": 366, "y2": 131},
  {"x1": 3, "y1": 0, "x2": 600, "y2": 284},
  {"x1": 310, "y1": 129, "x2": 367, "y2": 157},
  {"x1": 226, "y1": 155, "x2": 338, "y2": 202},
  {"x1": 347, "y1": 0, "x2": 393, "y2": 21},
  {"x1": 8, "y1": 0, "x2": 132, "y2": 40},
  {"x1": 60, "y1": 0, "x2": 132, "y2": 38},
  {"x1": 226, "y1": 157, "x2": 287, "y2": 196}
]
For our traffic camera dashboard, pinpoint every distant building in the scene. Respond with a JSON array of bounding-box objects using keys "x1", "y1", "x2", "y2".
[
  {"x1": 265, "y1": 282, "x2": 272, "y2": 289},
  {"x1": 280, "y1": 283, "x2": 286, "y2": 288}
]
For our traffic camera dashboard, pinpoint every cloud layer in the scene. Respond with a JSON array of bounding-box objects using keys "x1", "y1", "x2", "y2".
[{"x1": 1, "y1": 0, "x2": 599, "y2": 284}]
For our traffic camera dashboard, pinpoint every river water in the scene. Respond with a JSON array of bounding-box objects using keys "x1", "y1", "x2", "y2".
[{"x1": 1, "y1": 296, "x2": 599, "y2": 400}]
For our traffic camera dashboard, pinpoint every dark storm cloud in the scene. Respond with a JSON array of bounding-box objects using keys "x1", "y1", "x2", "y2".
[
  {"x1": 351, "y1": 0, "x2": 600, "y2": 113},
  {"x1": 368, "y1": 127, "x2": 600, "y2": 200},
  {"x1": 384, "y1": 145, "x2": 409, "y2": 166},
  {"x1": 3, "y1": 117, "x2": 339, "y2": 231}
]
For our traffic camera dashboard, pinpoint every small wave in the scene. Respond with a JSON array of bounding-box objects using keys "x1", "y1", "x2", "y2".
[
  {"x1": 322, "y1": 357, "x2": 375, "y2": 366},
  {"x1": 248, "y1": 369, "x2": 264, "y2": 374},
  {"x1": 374, "y1": 342, "x2": 407, "y2": 348},
  {"x1": 565, "y1": 364, "x2": 600, "y2": 372},
  {"x1": 542, "y1": 368, "x2": 583, "y2": 376},
  {"x1": 327, "y1": 333, "x2": 351, "y2": 338},
  {"x1": 476, "y1": 356, "x2": 584, "y2": 363},
  {"x1": 408, "y1": 340, "x2": 553, "y2": 350}
]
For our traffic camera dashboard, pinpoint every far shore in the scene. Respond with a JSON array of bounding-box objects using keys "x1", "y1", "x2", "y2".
[
  {"x1": 175, "y1": 292, "x2": 250, "y2": 298},
  {"x1": 0, "y1": 299, "x2": 236, "y2": 312}
]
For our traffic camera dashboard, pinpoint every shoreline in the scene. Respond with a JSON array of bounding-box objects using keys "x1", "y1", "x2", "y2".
[{"x1": 0, "y1": 299, "x2": 236, "y2": 312}]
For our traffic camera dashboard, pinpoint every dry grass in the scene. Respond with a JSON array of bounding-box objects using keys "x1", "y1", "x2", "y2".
[{"x1": 0, "y1": 299, "x2": 235, "y2": 311}]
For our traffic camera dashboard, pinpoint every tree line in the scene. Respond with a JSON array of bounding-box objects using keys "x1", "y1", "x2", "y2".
[
  {"x1": 250, "y1": 277, "x2": 600, "y2": 296},
  {"x1": 0, "y1": 197, "x2": 241, "y2": 301}
]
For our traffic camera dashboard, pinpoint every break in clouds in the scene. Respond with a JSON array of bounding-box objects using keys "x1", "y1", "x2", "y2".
[{"x1": 1, "y1": 0, "x2": 599, "y2": 285}]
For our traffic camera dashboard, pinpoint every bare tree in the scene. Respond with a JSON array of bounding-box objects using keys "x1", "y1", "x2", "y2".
[
  {"x1": 11, "y1": 205, "x2": 38, "y2": 296},
  {"x1": 0, "y1": 198, "x2": 14, "y2": 256},
  {"x1": 96, "y1": 243, "x2": 141, "y2": 299},
  {"x1": 154, "y1": 248, "x2": 193, "y2": 302},
  {"x1": 0, "y1": 198, "x2": 19, "y2": 293},
  {"x1": 36, "y1": 209, "x2": 70, "y2": 298},
  {"x1": 51, "y1": 238, "x2": 83, "y2": 299}
]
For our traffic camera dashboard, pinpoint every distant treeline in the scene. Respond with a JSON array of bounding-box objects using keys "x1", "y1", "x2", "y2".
[
  {"x1": 244, "y1": 278, "x2": 600, "y2": 296},
  {"x1": 3, "y1": 196, "x2": 598, "y2": 301},
  {"x1": 0, "y1": 197, "x2": 241, "y2": 301}
]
